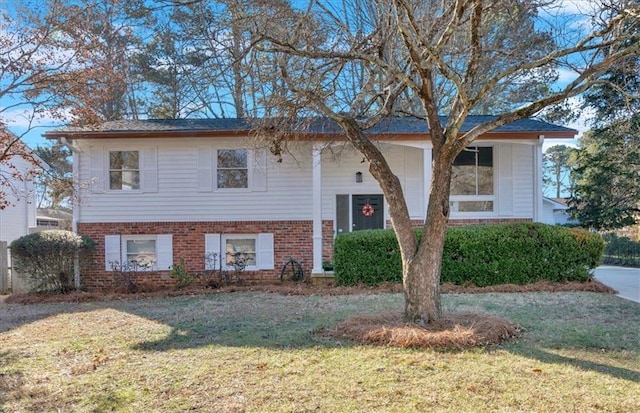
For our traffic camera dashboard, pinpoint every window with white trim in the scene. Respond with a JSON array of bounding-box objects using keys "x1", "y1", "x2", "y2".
[
  {"x1": 105, "y1": 234, "x2": 173, "y2": 271},
  {"x1": 204, "y1": 233, "x2": 274, "y2": 271},
  {"x1": 123, "y1": 236, "x2": 157, "y2": 270},
  {"x1": 223, "y1": 235, "x2": 257, "y2": 270},
  {"x1": 217, "y1": 149, "x2": 248, "y2": 189},
  {"x1": 109, "y1": 151, "x2": 140, "y2": 190},
  {"x1": 450, "y1": 146, "x2": 495, "y2": 213}
]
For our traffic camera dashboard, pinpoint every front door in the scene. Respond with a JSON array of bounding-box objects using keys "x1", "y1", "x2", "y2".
[{"x1": 352, "y1": 194, "x2": 384, "y2": 231}]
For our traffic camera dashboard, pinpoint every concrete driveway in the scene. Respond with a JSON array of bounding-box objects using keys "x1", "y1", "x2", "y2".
[{"x1": 594, "y1": 266, "x2": 640, "y2": 303}]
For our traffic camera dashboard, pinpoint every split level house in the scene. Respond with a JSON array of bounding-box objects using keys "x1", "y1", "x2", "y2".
[{"x1": 44, "y1": 116, "x2": 576, "y2": 291}]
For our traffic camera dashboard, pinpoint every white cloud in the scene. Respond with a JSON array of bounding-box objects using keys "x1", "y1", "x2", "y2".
[
  {"x1": 556, "y1": 68, "x2": 580, "y2": 87},
  {"x1": 1, "y1": 107, "x2": 64, "y2": 147}
]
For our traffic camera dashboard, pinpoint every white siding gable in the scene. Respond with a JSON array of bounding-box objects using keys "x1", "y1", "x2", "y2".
[
  {"x1": 141, "y1": 147, "x2": 158, "y2": 193},
  {"x1": 89, "y1": 146, "x2": 105, "y2": 193}
]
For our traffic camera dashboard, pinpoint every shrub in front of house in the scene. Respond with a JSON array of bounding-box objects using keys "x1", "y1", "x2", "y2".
[
  {"x1": 333, "y1": 223, "x2": 604, "y2": 286},
  {"x1": 10, "y1": 230, "x2": 96, "y2": 293}
]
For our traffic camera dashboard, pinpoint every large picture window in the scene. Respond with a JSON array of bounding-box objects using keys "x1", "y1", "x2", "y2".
[
  {"x1": 450, "y1": 146, "x2": 494, "y2": 213},
  {"x1": 109, "y1": 151, "x2": 140, "y2": 190},
  {"x1": 217, "y1": 149, "x2": 248, "y2": 188}
]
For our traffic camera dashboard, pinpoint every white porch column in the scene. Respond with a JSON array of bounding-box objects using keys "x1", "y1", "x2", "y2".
[
  {"x1": 423, "y1": 146, "x2": 433, "y2": 217},
  {"x1": 533, "y1": 135, "x2": 544, "y2": 222},
  {"x1": 312, "y1": 144, "x2": 323, "y2": 274}
]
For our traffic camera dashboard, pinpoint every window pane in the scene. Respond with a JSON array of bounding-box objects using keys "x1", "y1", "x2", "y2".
[
  {"x1": 451, "y1": 147, "x2": 493, "y2": 196},
  {"x1": 110, "y1": 151, "x2": 139, "y2": 169},
  {"x1": 225, "y1": 238, "x2": 256, "y2": 266},
  {"x1": 217, "y1": 169, "x2": 248, "y2": 188},
  {"x1": 110, "y1": 151, "x2": 140, "y2": 190},
  {"x1": 453, "y1": 149, "x2": 476, "y2": 166},
  {"x1": 478, "y1": 165, "x2": 493, "y2": 195},
  {"x1": 126, "y1": 239, "x2": 156, "y2": 268},
  {"x1": 450, "y1": 200, "x2": 494, "y2": 212},
  {"x1": 109, "y1": 171, "x2": 122, "y2": 189},
  {"x1": 121, "y1": 171, "x2": 140, "y2": 190},
  {"x1": 451, "y1": 165, "x2": 477, "y2": 195},
  {"x1": 110, "y1": 171, "x2": 140, "y2": 190},
  {"x1": 477, "y1": 147, "x2": 493, "y2": 195},
  {"x1": 218, "y1": 149, "x2": 247, "y2": 168},
  {"x1": 477, "y1": 147, "x2": 492, "y2": 167}
]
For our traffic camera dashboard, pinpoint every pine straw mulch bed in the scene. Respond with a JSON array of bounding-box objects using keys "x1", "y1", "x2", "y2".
[
  {"x1": 2, "y1": 279, "x2": 616, "y2": 306},
  {"x1": 319, "y1": 312, "x2": 520, "y2": 349}
]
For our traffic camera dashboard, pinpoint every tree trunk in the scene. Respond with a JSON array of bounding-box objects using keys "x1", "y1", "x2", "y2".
[{"x1": 403, "y1": 154, "x2": 453, "y2": 324}]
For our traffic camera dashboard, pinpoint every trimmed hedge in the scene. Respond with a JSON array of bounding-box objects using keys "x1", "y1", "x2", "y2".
[{"x1": 334, "y1": 223, "x2": 604, "y2": 286}]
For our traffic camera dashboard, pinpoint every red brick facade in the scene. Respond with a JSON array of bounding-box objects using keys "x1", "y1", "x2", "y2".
[
  {"x1": 79, "y1": 220, "x2": 338, "y2": 291},
  {"x1": 78, "y1": 217, "x2": 531, "y2": 291}
]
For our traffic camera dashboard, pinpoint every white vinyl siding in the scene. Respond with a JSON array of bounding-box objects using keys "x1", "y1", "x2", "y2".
[
  {"x1": 497, "y1": 143, "x2": 514, "y2": 216},
  {"x1": 204, "y1": 233, "x2": 274, "y2": 271},
  {"x1": 78, "y1": 138, "x2": 311, "y2": 222},
  {"x1": 78, "y1": 139, "x2": 536, "y2": 224},
  {"x1": 104, "y1": 234, "x2": 172, "y2": 271},
  {"x1": 321, "y1": 144, "x2": 424, "y2": 221},
  {"x1": 511, "y1": 145, "x2": 535, "y2": 218}
]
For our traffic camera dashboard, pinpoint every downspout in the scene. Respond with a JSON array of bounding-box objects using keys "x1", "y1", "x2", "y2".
[
  {"x1": 534, "y1": 135, "x2": 544, "y2": 222},
  {"x1": 60, "y1": 137, "x2": 81, "y2": 289}
]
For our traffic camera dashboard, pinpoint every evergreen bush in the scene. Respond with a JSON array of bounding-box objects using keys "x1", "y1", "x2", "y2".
[
  {"x1": 334, "y1": 223, "x2": 604, "y2": 286},
  {"x1": 10, "y1": 230, "x2": 96, "y2": 293}
]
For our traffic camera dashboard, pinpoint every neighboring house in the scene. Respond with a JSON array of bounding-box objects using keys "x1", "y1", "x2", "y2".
[
  {"x1": 34, "y1": 208, "x2": 73, "y2": 232},
  {"x1": 542, "y1": 197, "x2": 577, "y2": 226},
  {"x1": 44, "y1": 116, "x2": 576, "y2": 290},
  {"x1": 0, "y1": 132, "x2": 46, "y2": 263}
]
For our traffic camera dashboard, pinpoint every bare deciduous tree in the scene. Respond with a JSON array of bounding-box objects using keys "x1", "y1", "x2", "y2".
[{"x1": 253, "y1": 0, "x2": 640, "y2": 323}]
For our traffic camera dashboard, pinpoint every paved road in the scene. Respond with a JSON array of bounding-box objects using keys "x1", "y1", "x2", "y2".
[{"x1": 594, "y1": 266, "x2": 640, "y2": 303}]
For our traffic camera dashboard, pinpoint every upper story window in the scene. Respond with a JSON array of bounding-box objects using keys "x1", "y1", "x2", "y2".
[
  {"x1": 450, "y1": 146, "x2": 494, "y2": 213},
  {"x1": 109, "y1": 151, "x2": 140, "y2": 190},
  {"x1": 217, "y1": 149, "x2": 248, "y2": 189}
]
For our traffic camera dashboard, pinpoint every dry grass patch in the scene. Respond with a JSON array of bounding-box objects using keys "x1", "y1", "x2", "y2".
[{"x1": 322, "y1": 312, "x2": 520, "y2": 349}]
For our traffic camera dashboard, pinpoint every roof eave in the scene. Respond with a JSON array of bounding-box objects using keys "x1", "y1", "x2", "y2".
[{"x1": 44, "y1": 128, "x2": 577, "y2": 141}]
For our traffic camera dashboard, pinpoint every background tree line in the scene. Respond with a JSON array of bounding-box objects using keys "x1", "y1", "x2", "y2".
[{"x1": 543, "y1": 49, "x2": 639, "y2": 232}]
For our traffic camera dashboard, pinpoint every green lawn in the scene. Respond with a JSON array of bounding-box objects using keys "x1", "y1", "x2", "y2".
[{"x1": 1, "y1": 291, "x2": 638, "y2": 412}]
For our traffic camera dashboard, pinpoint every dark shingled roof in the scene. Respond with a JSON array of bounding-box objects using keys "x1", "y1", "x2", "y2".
[{"x1": 44, "y1": 115, "x2": 576, "y2": 136}]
